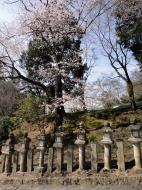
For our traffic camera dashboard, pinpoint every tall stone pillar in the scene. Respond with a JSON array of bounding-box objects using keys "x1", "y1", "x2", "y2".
[
  {"x1": 2, "y1": 133, "x2": 16, "y2": 174},
  {"x1": 75, "y1": 122, "x2": 86, "y2": 171},
  {"x1": 53, "y1": 132, "x2": 64, "y2": 173},
  {"x1": 27, "y1": 145, "x2": 35, "y2": 173},
  {"x1": 47, "y1": 147, "x2": 54, "y2": 175},
  {"x1": 12, "y1": 151, "x2": 19, "y2": 173},
  {"x1": 116, "y1": 139, "x2": 125, "y2": 171},
  {"x1": 67, "y1": 145, "x2": 73, "y2": 173},
  {"x1": 38, "y1": 130, "x2": 47, "y2": 174},
  {"x1": 0, "y1": 155, "x2": 6, "y2": 173},
  {"x1": 90, "y1": 141, "x2": 98, "y2": 171},
  {"x1": 100, "y1": 123, "x2": 113, "y2": 170},
  {"x1": 128, "y1": 120, "x2": 142, "y2": 169},
  {"x1": 19, "y1": 133, "x2": 31, "y2": 172}
]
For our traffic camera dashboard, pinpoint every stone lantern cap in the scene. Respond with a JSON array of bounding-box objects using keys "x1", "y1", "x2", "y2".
[
  {"x1": 101, "y1": 123, "x2": 113, "y2": 133},
  {"x1": 75, "y1": 138, "x2": 86, "y2": 145},
  {"x1": 129, "y1": 119, "x2": 142, "y2": 138},
  {"x1": 74, "y1": 122, "x2": 86, "y2": 144},
  {"x1": 38, "y1": 130, "x2": 46, "y2": 141},
  {"x1": 55, "y1": 131, "x2": 64, "y2": 137},
  {"x1": 20, "y1": 133, "x2": 31, "y2": 152},
  {"x1": 128, "y1": 119, "x2": 142, "y2": 142},
  {"x1": 79, "y1": 122, "x2": 85, "y2": 129},
  {"x1": 129, "y1": 119, "x2": 142, "y2": 131},
  {"x1": 53, "y1": 131, "x2": 64, "y2": 148},
  {"x1": 100, "y1": 123, "x2": 113, "y2": 145},
  {"x1": 74, "y1": 122, "x2": 86, "y2": 145},
  {"x1": 38, "y1": 130, "x2": 47, "y2": 150},
  {"x1": 76, "y1": 122, "x2": 86, "y2": 134},
  {"x1": 2, "y1": 133, "x2": 16, "y2": 154}
]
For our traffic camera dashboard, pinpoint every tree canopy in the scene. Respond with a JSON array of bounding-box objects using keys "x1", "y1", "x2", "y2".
[
  {"x1": 19, "y1": 3, "x2": 86, "y2": 106},
  {"x1": 115, "y1": 0, "x2": 142, "y2": 70}
]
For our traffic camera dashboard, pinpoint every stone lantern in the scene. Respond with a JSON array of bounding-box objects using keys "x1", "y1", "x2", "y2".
[
  {"x1": 53, "y1": 131, "x2": 64, "y2": 173},
  {"x1": 128, "y1": 119, "x2": 142, "y2": 169},
  {"x1": 75, "y1": 122, "x2": 86, "y2": 171},
  {"x1": 100, "y1": 123, "x2": 113, "y2": 170},
  {"x1": 19, "y1": 133, "x2": 31, "y2": 172},
  {"x1": 2, "y1": 133, "x2": 16, "y2": 174},
  {"x1": 38, "y1": 129, "x2": 47, "y2": 173}
]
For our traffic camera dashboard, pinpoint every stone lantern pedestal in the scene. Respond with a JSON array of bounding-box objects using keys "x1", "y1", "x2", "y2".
[
  {"x1": 53, "y1": 132, "x2": 64, "y2": 173},
  {"x1": 75, "y1": 122, "x2": 86, "y2": 171},
  {"x1": 100, "y1": 123, "x2": 113, "y2": 170},
  {"x1": 37, "y1": 130, "x2": 47, "y2": 173},
  {"x1": 128, "y1": 120, "x2": 142, "y2": 169},
  {"x1": 19, "y1": 133, "x2": 31, "y2": 172}
]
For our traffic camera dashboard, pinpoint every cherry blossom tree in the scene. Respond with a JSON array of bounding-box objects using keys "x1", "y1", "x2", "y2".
[{"x1": 0, "y1": 0, "x2": 117, "y2": 121}]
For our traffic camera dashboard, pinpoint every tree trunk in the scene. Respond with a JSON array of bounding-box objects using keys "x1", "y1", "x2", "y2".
[
  {"x1": 127, "y1": 80, "x2": 137, "y2": 110},
  {"x1": 55, "y1": 75, "x2": 64, "y2": 130},
  {"x1": 79, "y1": 93, "x2": 86, "y2": 111},
  {"x1": 55, "y1": 75, "x2": 62, "y2": 98}
]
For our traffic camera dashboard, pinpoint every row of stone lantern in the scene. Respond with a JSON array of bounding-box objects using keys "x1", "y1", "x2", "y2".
[
  {"x1": 1, "y1": 132, "x2": 32, "y2": 174},
  {"x1": 101, "y1": 119, "x2": 142, "y2": 171},
  {"x1": 74, "y1": 120, "x2": 142, "y2": 172},
  {"x1": 73, "y1": 122, "x2": 113, "y2": 172},
  {"x1": 1, "y1": 120, "x2": 142, "y2": 175}
]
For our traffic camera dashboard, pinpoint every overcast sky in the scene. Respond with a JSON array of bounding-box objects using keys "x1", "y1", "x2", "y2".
[
  {"x1": 0, "y1": 1, "x2": 138, "y2": 83},
  {"x1": 0, "y1": 1, "x2": 17, "y2": 21}
]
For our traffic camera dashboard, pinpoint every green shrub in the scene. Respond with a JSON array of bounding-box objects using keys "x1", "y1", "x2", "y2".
[
  {"x1": 0, "y1": 116, "x2": 13, "y2": 141},
  {"x1": 15, "y1": 94, "x2": 43, "y2": 123},
  {"x1": 87, "y1": 132, "x2": 101, "y2": 142},
  {"x1": 62, "y1": 123, "x2": 75, "y2": 133},
  {"x1": 10, "y1": 116, "x2": 21, "y2": 129},
  {"x1": 79, "y1": 115, "x2": 103, "y2": 129}
]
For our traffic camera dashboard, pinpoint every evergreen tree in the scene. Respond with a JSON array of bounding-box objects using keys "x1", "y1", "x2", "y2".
[
  {"x1": 19, "y1": 3, "x2": 86, "y2": 126},
  {"x1": 115, "y1": 0, "x2": 142, "y2": 70}
]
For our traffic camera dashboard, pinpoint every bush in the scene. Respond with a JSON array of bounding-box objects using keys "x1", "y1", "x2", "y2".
[
  {"x1": 0, "y1": 116, "x2": 13, "y2": 141},
  {"x1": 87, "y1": 132, "x2": 101, "y2": 142},
  {"x1": 15, "y1": 94, "x2": 43, "y2": 123},
  {"x1": 63, "y1": 122, "x2": 76, "y2": 133},
  {"x1": 79, "y1": 115, "x2": 104, "y2": 129}
]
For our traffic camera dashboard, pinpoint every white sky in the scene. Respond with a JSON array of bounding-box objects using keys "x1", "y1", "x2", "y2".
[
  {"x1": 0, "y1": 1, "x2": 17, "y2": 22},
  {"x1": 0, "y1": 1, "x2": 138, "y2": 83}
]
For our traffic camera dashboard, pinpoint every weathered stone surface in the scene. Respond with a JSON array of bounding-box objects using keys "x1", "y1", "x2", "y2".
[
  {"x1": 90, "y1": 142, "x2": 97, "y2": 172},
  {"x1": 27, "y1": 150, "x2": 33, "y2": 173},
  {"x1": 116, "y1": 140, "x2": 125, "y2": 171},
  {"x1": 12, "y1": 152, "x2": 19, "y2": 173},
  {"x1": 0, "y1": 155, "x2": 6, "y2": 173},
  {"x1": 101, "y1": 124, "x2": 113, "y2": 170},
  {"x1": 53, "y1": 132, "x2": 64, "y2": 173},
  {"x1": 38, "y1": 130, "x2": 47, "y2": 173},
  {"x1": 67, "y1": 145, "x2": 73, "y2": 173},
  {"x1": 55, "y1": 148, "x2": 63, "y2": 173},
  {"x1": 128, "y1": 120, "x2": 142, "y2": 169},
  {"x1": 47, "y1": 147, "x2": 54, "y2": 175},
  {"x1": 19, "y1": 134, "x2": 31, "y2": 172}
]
